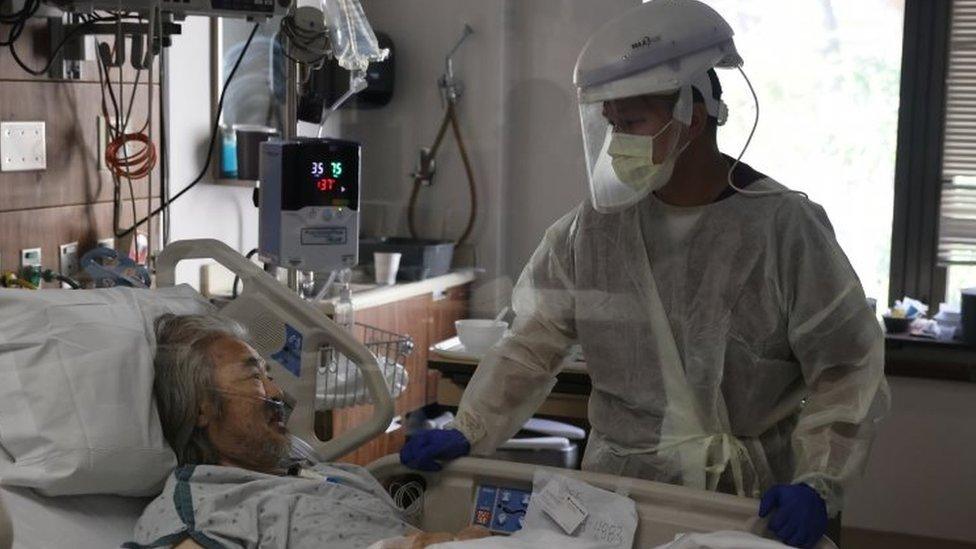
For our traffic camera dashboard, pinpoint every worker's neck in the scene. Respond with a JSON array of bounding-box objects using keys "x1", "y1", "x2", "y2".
[{"x1": 654, "y1": 142, "x2": 729, "y2": 207}]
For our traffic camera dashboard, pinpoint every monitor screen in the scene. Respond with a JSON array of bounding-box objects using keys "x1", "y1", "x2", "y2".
[{"x1": 280, "y1": 139, "x2": 360, "y2": 210}]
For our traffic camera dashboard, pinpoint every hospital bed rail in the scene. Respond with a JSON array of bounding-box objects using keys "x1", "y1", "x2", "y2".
[
  {"x1": 367, "y1": 455, "x2": 836, "y2": 548},
  {"x1": 156, "y1": 239, "x2": 395, "y2": 462}
]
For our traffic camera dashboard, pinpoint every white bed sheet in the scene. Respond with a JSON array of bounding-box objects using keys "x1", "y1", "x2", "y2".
[{"x1": 0, "y1": 452, "x2": 146, "y2": 549}]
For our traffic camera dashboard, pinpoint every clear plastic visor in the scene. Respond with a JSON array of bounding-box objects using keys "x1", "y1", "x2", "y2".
[{"x1": 580, "y1": 86, "x2": 692, "y2": 213}]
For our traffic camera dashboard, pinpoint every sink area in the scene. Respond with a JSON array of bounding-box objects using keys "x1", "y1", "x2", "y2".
[
  {"x1": 349, "y1": 282, "x2": 379, "y2": 294},
  {"x1": 315, "y1": 269, "x2": 478, "y2": 314}
]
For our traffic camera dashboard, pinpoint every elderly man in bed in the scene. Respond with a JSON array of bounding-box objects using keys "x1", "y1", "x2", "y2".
[{"x1": 128, "y1": 314, "x2": 486, "y2": 549}]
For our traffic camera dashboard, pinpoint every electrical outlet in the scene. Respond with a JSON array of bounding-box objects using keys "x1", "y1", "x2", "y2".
[
  {"x1": 20, "y1": 247, "x2": 41, "y2": 269},
  {"x1": 59, "y1": 242, "x2": 79, "y2": 288},
  {"x1": 1, "y1": 122, "x2": 47, "y2": 172}
]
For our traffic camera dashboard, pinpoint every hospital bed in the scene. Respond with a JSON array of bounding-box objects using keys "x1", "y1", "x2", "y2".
[{"x1": 0, "y1": 240, "x2": 829, "y2": 548}]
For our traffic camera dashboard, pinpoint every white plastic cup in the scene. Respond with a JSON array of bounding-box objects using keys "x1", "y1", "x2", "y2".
[{"x1": 374, "y1": 252, "x2": 402, "y2": 285}]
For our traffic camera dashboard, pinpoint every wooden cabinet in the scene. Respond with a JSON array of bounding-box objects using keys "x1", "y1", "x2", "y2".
[
  {"x1": 331, "y1": 283, "x2": 470, "y2": 465},
  {"x1": 430, "y1": 285, "x2": 471, "y2": 344}
]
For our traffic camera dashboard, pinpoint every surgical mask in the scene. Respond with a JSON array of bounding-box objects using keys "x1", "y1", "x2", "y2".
[
  {"x1": 607, "y1": 120, "x2": 680, "y2": 192},
  {"x1": 582, "y1": 86, "x2": 693, "y2": 214}
]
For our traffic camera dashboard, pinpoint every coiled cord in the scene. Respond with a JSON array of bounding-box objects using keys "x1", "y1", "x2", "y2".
[
  {"x1": 106, "y1": 131, "x2": 157, "y2": 179},
  {"x1": 388, "y1": 478, "x2": 426, "y2": 520}
]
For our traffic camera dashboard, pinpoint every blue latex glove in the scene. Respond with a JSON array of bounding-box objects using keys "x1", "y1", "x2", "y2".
[
  {"x1": 759, "y1": 484, "x2": 828, "y2": 548},
  {"x1": 400, "y1": 429, "x2": 471, "y2": 471}
]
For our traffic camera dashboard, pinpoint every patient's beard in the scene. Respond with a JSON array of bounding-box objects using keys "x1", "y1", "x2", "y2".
[{"x1": 213, "y1": 422, "x2": 291, "y2": 474}]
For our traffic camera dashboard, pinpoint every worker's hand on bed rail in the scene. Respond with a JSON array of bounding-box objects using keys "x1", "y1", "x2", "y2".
[
  {"x1": 759, "y1": 483, "x2": 828, "y2": 549},
  {"x1": 399, "y1": 429, "x2": 470, "y2": 471}
]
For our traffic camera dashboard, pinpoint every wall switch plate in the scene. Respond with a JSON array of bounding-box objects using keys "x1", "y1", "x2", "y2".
[
  {"x1": 20, "y1": 247, "x2": 41, "y2": 269},
  {"x1": 1, "y1": 122, "x2": 46, "y2": 172},
  {"x1": 59, "y1": 241, "x2": 79, "y2": 281}
]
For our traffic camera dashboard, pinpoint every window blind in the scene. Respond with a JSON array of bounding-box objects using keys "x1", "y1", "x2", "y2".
[{"x1": 940, "y1": 0, "x2": 976, "y2": 264}]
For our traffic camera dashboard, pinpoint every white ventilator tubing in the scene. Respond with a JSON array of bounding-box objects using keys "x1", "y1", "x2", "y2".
[
  {"x1": 724, "y1": 66, "x2": 808, "y2": 198},
  {"x1": 156, "y1": 239, "x2": 394, "y2": 461}
]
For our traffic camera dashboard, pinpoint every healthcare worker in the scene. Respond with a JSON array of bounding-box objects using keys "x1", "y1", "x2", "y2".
[{"x1": 401, "y1": 1, "x2": 889, "y2": 547}]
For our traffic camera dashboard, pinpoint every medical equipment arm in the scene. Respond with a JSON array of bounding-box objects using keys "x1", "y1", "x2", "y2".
[
  {"x1": 155, "y1": 239, "x2": 394, "y2": 461},
  {"x1": 778, "y1": 201, "x2": 889, "y2": 518},
  {"x1": 452, "y1": 210, "x2": 580, "y2": 454}
]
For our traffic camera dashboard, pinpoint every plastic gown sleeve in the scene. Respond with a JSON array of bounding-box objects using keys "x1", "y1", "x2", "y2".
[
  {"x1": 452, "y1": 211, "x2": 579, "y2": 454},
  {"x1": 777, "y1": 200, "x2": 890, "y2": 517}
]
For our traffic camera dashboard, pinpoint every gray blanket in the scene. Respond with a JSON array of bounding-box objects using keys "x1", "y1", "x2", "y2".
[{"x1": 124, "y1": 462, "x2": 410, "y2": 548}]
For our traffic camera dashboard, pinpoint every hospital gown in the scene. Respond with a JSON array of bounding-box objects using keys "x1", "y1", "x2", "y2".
[{"x1": 125, "y1": 462, "x2": 411, "y2": 549}]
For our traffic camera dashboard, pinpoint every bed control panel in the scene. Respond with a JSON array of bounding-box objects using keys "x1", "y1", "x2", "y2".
[{"x1": 471, "y1": 485, "x2": 532, "y2": 534}]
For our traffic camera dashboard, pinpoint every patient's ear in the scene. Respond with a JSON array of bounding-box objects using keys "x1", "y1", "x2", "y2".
[{"x1": 197, "y1": 398, "x2": 215, "y2": 428}]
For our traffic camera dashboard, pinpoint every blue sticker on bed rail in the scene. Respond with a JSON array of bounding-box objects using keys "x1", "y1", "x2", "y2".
[{"x1": 271, "y1": 324, "x2": 303, "y2": 377}]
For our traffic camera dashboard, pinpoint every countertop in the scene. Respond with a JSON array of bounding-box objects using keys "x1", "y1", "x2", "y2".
[
  {"x1": 315, "y1": 269, "x2": 477, "y2": 315},
  {"x1": 429, "y1": 333, "x2": 976, "y2": 385},
  {"x1": 429, "y1": 343, "x2": 589, "y2": 375}
]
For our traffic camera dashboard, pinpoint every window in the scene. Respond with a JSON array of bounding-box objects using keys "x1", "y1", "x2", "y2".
[
  {"x1": 939, "y1": 0, "x2": 976, "y2": 305},
  {"x1": 703, "y1": 0, "x2": 906, "y2": 304}
]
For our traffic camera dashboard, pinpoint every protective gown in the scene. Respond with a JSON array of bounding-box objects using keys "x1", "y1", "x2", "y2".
[{"x1": 453, "y1": 167, "x2": 889, "y2": 516}]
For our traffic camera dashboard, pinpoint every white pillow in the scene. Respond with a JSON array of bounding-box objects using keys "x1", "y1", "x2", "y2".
[{"x1": 0, "y1": 285, "x2": 213, "y2": 497}]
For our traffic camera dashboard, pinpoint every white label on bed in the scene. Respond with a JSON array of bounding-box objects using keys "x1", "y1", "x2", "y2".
[{"x1": 537, "y1": 482, "x2": 588, "y2": 535}]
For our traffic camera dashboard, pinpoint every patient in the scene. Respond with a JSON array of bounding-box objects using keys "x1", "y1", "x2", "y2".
[{"x1": 128, "y1": 314, "x2": 486, "y2": 549}]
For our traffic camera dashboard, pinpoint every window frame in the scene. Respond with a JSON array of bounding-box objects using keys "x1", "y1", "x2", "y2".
[{"x1": 888, "y1": 0, "x2": 951, "y2": 308}]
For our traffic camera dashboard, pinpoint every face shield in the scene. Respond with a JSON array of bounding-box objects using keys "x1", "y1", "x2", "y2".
[
  {"x1": 581, "y1": 85, "x2": 694, "y2": 213},
  {"x1": 573, "y1": 0, "x2": 742, "y2": 213}
]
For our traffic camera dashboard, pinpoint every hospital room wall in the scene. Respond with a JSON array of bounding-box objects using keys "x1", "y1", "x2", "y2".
[
  {"x1": 339, "y1": 0, "x2": 509, "y2": 314},
  {"x1": 345, "y1": 0, "x2": 636, "y2": 314},
  {"x1": 164, "y1": 16, "x2": 256, "y2": 287},
  {"x1": 844, "y1": 377, "x2": 976, "y2": 544},
  {"x1": 500, "y1": 0, "x2": 637, "y2": 285},
  {"x1": 0, "y1": 20, "x2": 161, "y2": 284}
]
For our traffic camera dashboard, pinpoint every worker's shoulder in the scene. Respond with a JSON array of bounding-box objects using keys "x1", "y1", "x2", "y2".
[
  {"x1": 541, "y1": 202, "x2": 589, "y2": 240},
  {"x1": 747, "y1": 177, "x2": 832, "y2": 225}
]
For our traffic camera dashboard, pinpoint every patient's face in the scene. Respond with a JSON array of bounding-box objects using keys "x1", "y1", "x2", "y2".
[{"x1": 201, "y1": 336, "x2": 290, "y2": 473}]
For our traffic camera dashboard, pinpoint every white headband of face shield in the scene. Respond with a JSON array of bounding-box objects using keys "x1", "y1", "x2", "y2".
[{"x1": 689, "y1": 72, "x2": 728, "y2": 126}]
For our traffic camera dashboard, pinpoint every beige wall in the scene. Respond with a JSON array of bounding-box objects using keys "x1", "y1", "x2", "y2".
[
  {"x1": 501, "y1": 0, "x2": 636, "y2": 283},
  {"x1": 344, "y1": 0, "x2": 635, "y2": 313},
  {"x1": 845, "y1": 377, "x2": 976, "y2": 543},
  {"x1": 166, "y1": 16, "x2": 259, "y2": 286},
  {"x1": 340, "y1": 0, "x2": 508, "y2": 290},
  {"x1": 0, "y1": 21, "x2": 161, "y2": 283}
]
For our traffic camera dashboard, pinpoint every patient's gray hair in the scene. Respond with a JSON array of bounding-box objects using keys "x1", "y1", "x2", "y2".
[{"x1": 153, "y1": 313, "x2": 248, "y2": 466}]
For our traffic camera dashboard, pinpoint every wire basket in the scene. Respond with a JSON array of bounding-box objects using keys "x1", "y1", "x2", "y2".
[{"x1": 316, "y1": 323, "x2": 415, "y2": 410}]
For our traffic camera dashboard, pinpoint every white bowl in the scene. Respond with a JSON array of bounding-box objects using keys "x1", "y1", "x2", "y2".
[{"x1": 455, "y1": 319, "x2": 508, "y2": 353}]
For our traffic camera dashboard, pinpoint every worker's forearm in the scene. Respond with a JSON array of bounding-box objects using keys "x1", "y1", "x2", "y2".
[
  {"x1": 790, "y1": 347, "x2": 888, "y2": 516},
  {"x1": 452, "y1": 329, "x2": 569, "y2": 454}
]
